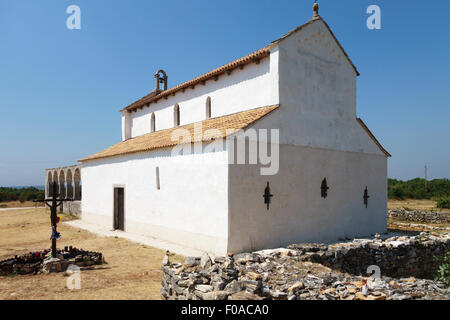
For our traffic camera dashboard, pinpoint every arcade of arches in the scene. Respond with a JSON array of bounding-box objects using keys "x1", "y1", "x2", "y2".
[{"x1": 45, "y1": 165, "x2": 82, "y2": 215}]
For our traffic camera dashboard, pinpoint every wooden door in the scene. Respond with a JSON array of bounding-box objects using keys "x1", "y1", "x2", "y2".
[{"x1": 114, "y1": 187, "x2": 124, "y2": 231}]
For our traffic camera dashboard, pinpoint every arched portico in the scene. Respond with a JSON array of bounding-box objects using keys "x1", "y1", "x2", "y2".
[{"x1": 45, "y1": 164, "x2": 82, "y2": 216}]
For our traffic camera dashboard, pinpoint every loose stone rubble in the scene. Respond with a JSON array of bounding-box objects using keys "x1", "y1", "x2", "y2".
[
  {"x1": 161, "y1": 232, "x2": 450, "y2": 300},
  {"x1": 388, "y1": 209, "x2": 448, "y2": 224},
  {"x1": 0, "y1": 247, "x2": 105, "y2": 276}
]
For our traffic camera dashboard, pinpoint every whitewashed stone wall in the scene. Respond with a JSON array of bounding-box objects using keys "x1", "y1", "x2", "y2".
[
  {"x1": 81, "y1": 144, "x2": 229, "y2": 255},
  {"x1": 275, "y1": 19, "x2": 384, "y2": 156},
  {"x1": 228, "y1": 142, "x2": 387, "y2": 253},
  {"x1": 121, "y1": 51, "x2": 279, "y2": 140}
]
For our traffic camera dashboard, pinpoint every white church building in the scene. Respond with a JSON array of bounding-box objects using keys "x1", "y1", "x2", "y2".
[{"x1": 78, "y1": 5, "x2": 390, "y2": 255}]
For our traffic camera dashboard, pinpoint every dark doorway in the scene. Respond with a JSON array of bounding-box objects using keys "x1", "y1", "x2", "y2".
[{"x1": 114, "y1": 187, "x2": 125, "y2": 231}]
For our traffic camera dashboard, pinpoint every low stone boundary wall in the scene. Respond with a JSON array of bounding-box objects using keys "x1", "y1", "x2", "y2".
[
  {"x1": 388, "y1": 209, "x2": 448, "y2": 224},
  {"x1": 389, "y1": 221, "x2": 450, "y2": 232},
  {"x1": 289, "y1": 233, "x2": 450, "y2": 279},
  {"x1": 0, "y1": 247, "x2": 104, "y2": 276},
  {"x1": 161, "y1": 233, "x2": 450, "y2": 300}
]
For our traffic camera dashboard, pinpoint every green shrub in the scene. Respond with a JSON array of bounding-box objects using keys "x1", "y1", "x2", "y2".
[
  {"x1": 434, "y1": 252, "x2": 450, "y2": 286},
  {"x1": 437, "y1": 196, "x2": 450, "y2": 209},
  {"x1": 0, "y1": 187, "x2": 44, "y2": 203},
  {"x1": 388, "y1": 178, "x2": 450, "y2": 200}
]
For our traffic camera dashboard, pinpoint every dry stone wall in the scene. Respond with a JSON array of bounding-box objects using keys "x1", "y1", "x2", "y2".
[
  {"x1": 289, "y1": 232, "x2": 450, "y2": 279},
  {"x1": 388, "y1": 209, "x2": 448, "y2": 224},
  {"x1": 161, "y1": 232, "x2": 450, "y2": 300}
]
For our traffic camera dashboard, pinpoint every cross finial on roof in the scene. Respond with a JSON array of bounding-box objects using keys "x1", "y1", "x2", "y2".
[{"x1": 312, "y1": 1, "x2": 320, "y2": 20}]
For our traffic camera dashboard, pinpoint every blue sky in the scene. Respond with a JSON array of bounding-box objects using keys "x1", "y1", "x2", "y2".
[{"x1": 0, "y1": 0, "x2": 449, "y2": 186}]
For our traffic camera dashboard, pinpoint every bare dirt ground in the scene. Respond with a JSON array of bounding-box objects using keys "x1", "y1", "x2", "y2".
[
  {"x1": 388, "y1": 199, "x2": 450, "y2": 214},
  {"x1": 0, "y1": 201, "x2": 44, "y2": 208},
  {"x1": 0, "y1": 208, "x2": 183, "y2": 300}
]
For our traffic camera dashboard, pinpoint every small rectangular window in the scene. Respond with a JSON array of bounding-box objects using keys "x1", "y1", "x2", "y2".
[{"x1": 156, "y1": 167, "x2": 160, "y2": 190}]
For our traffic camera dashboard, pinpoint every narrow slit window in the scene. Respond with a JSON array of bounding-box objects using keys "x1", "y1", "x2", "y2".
[
  {"x1": 206, "y1": 96, "x2": 211, "y2": 119},
  {"x1": 174, "y1": 104, "x2": 180, "y2": 127},
  {"x1": 151, "y1": 113, "x2": 155, "y2": 132},
  {"x1": 156, "y1": 167, "x2": 160, "y2": 190}
]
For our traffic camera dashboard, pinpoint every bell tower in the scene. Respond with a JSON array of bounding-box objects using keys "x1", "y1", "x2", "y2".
[{"x1": 154, "y1": 70, "x2": 168, "y2": 92}]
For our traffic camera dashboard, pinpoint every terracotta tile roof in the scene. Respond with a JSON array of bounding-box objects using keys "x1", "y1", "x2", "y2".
[
  {"x1": 80, "y1": 105, "x2": 279, "y2": 162},
  {"x1": 356, "y1": 118, "x2": 391, "y2": 157},
  {"x1": 122, "y1": 46, "x2": 272, "y2": 112}
]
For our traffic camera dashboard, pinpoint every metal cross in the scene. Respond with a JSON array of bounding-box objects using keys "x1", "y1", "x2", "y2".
[
  {"x1": 34, "y1": 181, "x2": 74, "y2": 258},
  {"x1": 321, "y1": 178, "x2": 329, "y2": 198},
  {"x1": 363, "y1": 187, "x2": 370, "y2": 208},
  {"x1": 263, "y1": 182, "x2": 273, "y2": 210}
]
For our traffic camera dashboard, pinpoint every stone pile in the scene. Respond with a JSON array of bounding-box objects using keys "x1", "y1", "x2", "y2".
[
  {"x1": 42, "y1": 251, "x2": 104, "y2": 274},
  {"x1": 161, "y1": 252, "x2": 239, "y2": 300},
  {"x1": 0, "y1": 247, "x2": 104, "y2": 276},
  {"x1": 388, "y1": 209, "x2": 448, "y2": 224},
  {"x1": 161, "y1": 233, "x2": 450, "y2": 300}
]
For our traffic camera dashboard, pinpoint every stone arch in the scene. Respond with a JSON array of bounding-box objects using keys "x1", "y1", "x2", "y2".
[
  {"x1": 173, "y1": 104, "x2": 180, "y2": 127},
  {"x1": 74, "y1": 168, "x2": 81, "y2": 200},
  {"x1": 52, "y1": 171, "x2": 58, "y2": 196},
  {"x1": 66, "y1": 169, "x2": 73, "y2": 199},
  {"x1": 206, "y1": 96, "x2": 211, "y2": 119},
  {"x1": 47, "y1": 171, "x2": 53, "y2": 197},
  {"x1": 59, "y1": 170, "x2": 66, "y2": 199}
]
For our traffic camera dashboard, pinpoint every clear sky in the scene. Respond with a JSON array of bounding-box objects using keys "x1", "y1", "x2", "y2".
[{"x1": 0, "y1": 0, "x2": 449, "y2": 186}]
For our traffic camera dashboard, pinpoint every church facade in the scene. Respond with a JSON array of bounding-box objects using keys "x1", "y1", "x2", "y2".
[{"x1": 78, "y1": 7, "x2": 390, "y2": 255}]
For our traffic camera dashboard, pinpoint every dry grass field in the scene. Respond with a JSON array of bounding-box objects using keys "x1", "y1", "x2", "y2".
[
  {"x1": 0, "y1": 208, "x2": 183, "y2": 300},
  {"x1": 388, "y1": 199, "x2": 450, "y2": 214},
  {"x1": 0, "y1": 201, "x2": 44, "y2": 208}
]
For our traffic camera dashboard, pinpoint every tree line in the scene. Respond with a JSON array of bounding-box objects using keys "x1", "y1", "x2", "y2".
[
  {"x1": 388, "y1": 178, "x2": 450, "y2": 207},
  {"x1": 0, "y1": 187, "x2": 45, "y2": 203}
]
